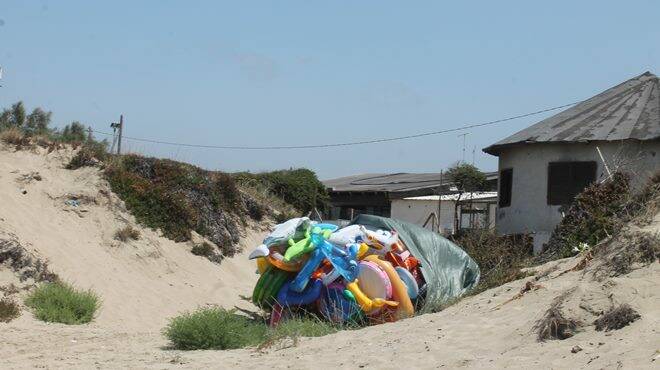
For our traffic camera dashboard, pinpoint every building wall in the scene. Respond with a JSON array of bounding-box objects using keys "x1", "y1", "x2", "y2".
[
  {"x1": 391, "y1": 199, "x2": 455, "y2": 233},
  {"x1": 496, "y1": 140, "x2": 660, "y2": 251}
]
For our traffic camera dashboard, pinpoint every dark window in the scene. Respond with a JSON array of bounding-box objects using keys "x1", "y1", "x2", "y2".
[
  {"x1": 499, "y1": 169, "x2": 513, "y2": 207},
  {"x1": 547, "y1": 161, "x2": 597, "y2": 205}
]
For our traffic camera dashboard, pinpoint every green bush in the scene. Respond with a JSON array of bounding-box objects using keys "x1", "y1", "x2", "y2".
[
  {"x1": 25, "y1": 281, "x2": 99, "y2": 324},
  {"x1": 164, "y1": 307, "x2": 267, "y2": 350},
  {"x1": 543, "y1": 173, "x2": 631, "y2": 260},
  {"x1": 235, "y1": 169, "x2": 328, "y2": 214},
  {"x1": 0, "y1": 298, "x2": 21, "y2": 323},
  {"x1": 191, "y1": 242, "x2": 214, "y2": 256},
  {"x1": 164, "y1": 307, "x2": 338, "y2": 350}
]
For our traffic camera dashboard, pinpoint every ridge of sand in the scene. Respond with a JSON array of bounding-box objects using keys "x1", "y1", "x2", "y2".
[
  {"x1": 1, "y1": 145, "x2": 658, "y2": 369},
  {"x1": 0, "y1": 144, "x2": 265, "y2": 332}
]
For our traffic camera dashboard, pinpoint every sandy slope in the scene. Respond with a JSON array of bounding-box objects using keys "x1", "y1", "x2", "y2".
[
  {"x1": 1, "y1": 145, "x2": 658, "y2": 369},
  {"x1": 0, "y1": 144, "x2": 264, "y2": 332}
]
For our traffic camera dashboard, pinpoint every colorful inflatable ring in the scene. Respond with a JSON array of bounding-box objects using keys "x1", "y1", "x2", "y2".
[
  {"x1": 252, "y1": 267, "x2": 291, "y2": 309},
  {"x1": 395, "y1": 266, "x2": 419, "y2": 299},
  {"x1": 364, "y1": 255, "x2": 414, "y2": 319},
  {"x1": 358, "y1": 261, "x2": 392, "y2": 300},
  {"x1": 267, "y1": 252, "x2": 308, "y2": 272}
]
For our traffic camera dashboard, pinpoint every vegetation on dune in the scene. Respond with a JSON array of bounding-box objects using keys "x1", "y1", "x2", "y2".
[
  {"x1": 234, "y1": 169, "x2": 329, "y2": 216},
  {"x1": 594, "y1": 304, "x2": 641, "y2": 332},
  {"x1": 0, "y1": 297, "x2": 21, "y2": 323},
  {"x1": 114, "y1": 225, "x2": 141, "y2": 242},
  {"x1": 543, "y1": 171, "x2": 660, "y2": 260},
  {"x1": 164, "y1": 307, "x2": 337, "y2": 351},
  {"x1": 164, "y1": 307, "x2": 267, "y2": 350},
  {"x1": 104, "y1": 155, "x2": 251, "y2": 255},
  {"x1": 25, "y1": 281, "x2": 99, "y2": 325},
  {"x1": 451, "y1": 230, "x2": 533, "y2": 295}
]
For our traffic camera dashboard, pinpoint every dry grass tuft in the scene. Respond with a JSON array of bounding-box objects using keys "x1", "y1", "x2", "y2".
[
  {"x1": 114, "y1": 225, "x2": 141, "y2": 242},
  {"x1": 594, "y1": 304, "x2": 640, "y2": 331},
  {"x1": 0, "y1": 297, "x2": 21, "y2": 323},
  {"x1": 0, "y1": 127, "x2": 31, "y2": 147},
  {"x1": 594, "y1": 231, "x2": 660, "y2": 277},
  {"x1": 534, "y1": 290, "x2": 580, "y2": 341}
]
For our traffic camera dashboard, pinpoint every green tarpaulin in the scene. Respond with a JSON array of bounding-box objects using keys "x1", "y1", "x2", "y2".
[{"x1": 349, "y1": 214, "x2": 480, "y2": 307}]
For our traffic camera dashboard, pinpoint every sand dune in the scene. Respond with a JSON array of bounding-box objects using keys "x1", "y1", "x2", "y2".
[
  {"x1": 0, "y1": 145, "x2": 264, "y2": 332},
  {"x1": 1, "y1": 145, "x2": 658, "y2": 369}
]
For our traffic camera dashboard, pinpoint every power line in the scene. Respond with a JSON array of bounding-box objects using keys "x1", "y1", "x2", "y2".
[{"x1": 92, "y1": 101, "x2": 581, "y2": 150}]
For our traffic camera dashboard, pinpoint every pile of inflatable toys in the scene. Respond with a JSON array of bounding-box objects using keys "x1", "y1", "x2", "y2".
[{"x1": 248, "y1": 217, "x2": 426, "y2": 326}]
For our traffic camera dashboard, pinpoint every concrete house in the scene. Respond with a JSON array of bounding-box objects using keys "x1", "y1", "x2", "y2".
[
  {"x1": 323, "y1": 172, "x2": 498, "y2": 220},
  {"x1": 483, "y1": 71, "x2": 660, "y2": 252},
  {"x1": 391, "y1": 192, "x2": 497, "y2": 235}
]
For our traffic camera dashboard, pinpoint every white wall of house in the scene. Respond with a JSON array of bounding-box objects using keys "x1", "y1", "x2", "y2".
[
  {"x1": 496, "y1": 140, "x2": 660, "y2": 252},
  {"x1": 391, "y1": 195, "x2": 497, "y2": 234},
  {"x1": 391, "y1": 199, "x2": 455, "y2": 233}
]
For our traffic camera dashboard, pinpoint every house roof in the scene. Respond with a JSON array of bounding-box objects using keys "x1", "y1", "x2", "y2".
[
  {"x1": 483, "y1": 71, "x2": 660, "y2": 156},
  {"x1": 323, "y1": 172, "x2": 498, "y2": 193},
  {"x1": 403, "y1": 191, "x2": 498, "y2": 202}
]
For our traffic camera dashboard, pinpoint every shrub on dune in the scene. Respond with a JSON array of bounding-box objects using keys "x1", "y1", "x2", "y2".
[
  {"x1": 164, "y1": 307, "x2": 267, "y2": 350},
  {"x1": 25, "y1": 281, "x2": 99, "y2": 324}
]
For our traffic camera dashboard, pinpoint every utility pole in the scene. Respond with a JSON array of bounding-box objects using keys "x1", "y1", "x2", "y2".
[
  {"x1": 117, "y1": 115, "x2": 124, "y2": 155},
  {"x1": 437, "y1": 170, "x2": 443, "y2": 234},
  {"x1": 87, "y1": 127, "x2": 93, "y2": 142}
]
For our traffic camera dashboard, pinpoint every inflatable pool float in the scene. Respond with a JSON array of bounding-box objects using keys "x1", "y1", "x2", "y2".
[
  {"x1": 357, "y1": 261, "x2": 392, "y2": 300},
  {"x1": 276, "y1": 279, "x2": 322, "y2": 306},
  {"x1": 395, "y1": 266, "x2": 419, "y2": 299},
  {"x1": 346, "y1": 280, "x2": 398, "y2": 314},
  {"x1": 252, "y1": 267, "x2": 291, "y2": 309},
  {"x1": 364, "y1": 255, "x2": 414, "y2": 319}
]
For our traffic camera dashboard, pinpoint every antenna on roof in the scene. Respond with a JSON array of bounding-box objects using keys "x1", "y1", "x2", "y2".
[{"x1": 458, "y1": 133, "x2": 469, "y2": 163}]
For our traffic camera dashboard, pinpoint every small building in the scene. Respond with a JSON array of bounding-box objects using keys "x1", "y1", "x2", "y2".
[
  {"x1": 391, "y1": 192, "x2": 497, "y2": 235},
  {"x1": 483, "y1": 71, "x2": 660, "y2": 252},
  {"x1": 323, "y1": 172, "x2": 498, "y2": 220}
]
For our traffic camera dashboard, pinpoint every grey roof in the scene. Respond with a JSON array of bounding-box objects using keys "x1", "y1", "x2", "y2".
[
  {"x1": 324, "y1": 172, "x2": 498, "y2": 193},
  {"x1": 484, "y1": 71, "x2": 660, "y2": 155}
]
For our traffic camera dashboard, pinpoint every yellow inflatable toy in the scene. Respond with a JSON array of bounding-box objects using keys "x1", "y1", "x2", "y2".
[
  {"x1": 256, "y1": 257, "x2": 270, "y2": 274},
  {"x1": 364, "y1": 255, "x2": 414, "y2": 319},
  {"x1": 346, "y1": 280, "x2": 398, "y2": 313}
]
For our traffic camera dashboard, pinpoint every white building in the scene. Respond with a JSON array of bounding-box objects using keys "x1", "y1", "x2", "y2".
[
  {"x1": 391, "y1": 192, "x2": 497, "y2": 235},
  {"x1": 483, "y1": 71, "x2": 660, "y2": 253}
]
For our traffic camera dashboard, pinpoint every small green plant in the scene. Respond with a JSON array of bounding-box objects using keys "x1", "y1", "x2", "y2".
[
  {"x1": 164, "y1": 307, "x2": 267, "y2": 350},
  {"x1": 25, "y1": 281, "x2": 99, "y2": 324},
  {"x1": 114, "y1": 225, "x2": 141, "y2": 242},
  {"x1": 0, "y1": 298, "x2": 21, "y2": 323}
]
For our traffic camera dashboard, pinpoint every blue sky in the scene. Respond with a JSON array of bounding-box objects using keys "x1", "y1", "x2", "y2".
[{"x1": 1, "y1": 1, "x2": 658, "y2": 179}]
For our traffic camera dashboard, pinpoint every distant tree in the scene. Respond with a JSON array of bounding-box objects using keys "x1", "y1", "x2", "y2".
[
  {"x1": 60, "y1": 121, "x2": 87, "y2": 142},
  {"x1": 446, "y1": 162, "x2": 488, "y2": 232},
  {"x1": 0, "y1": 102, "x2": 27, "y2": 128},
  {"x1": 0, "y1": 101, "x2": 52, "y2": 135},
  {"x1": 25, "y1": 107, "x2": 52, "y2": 135}
]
